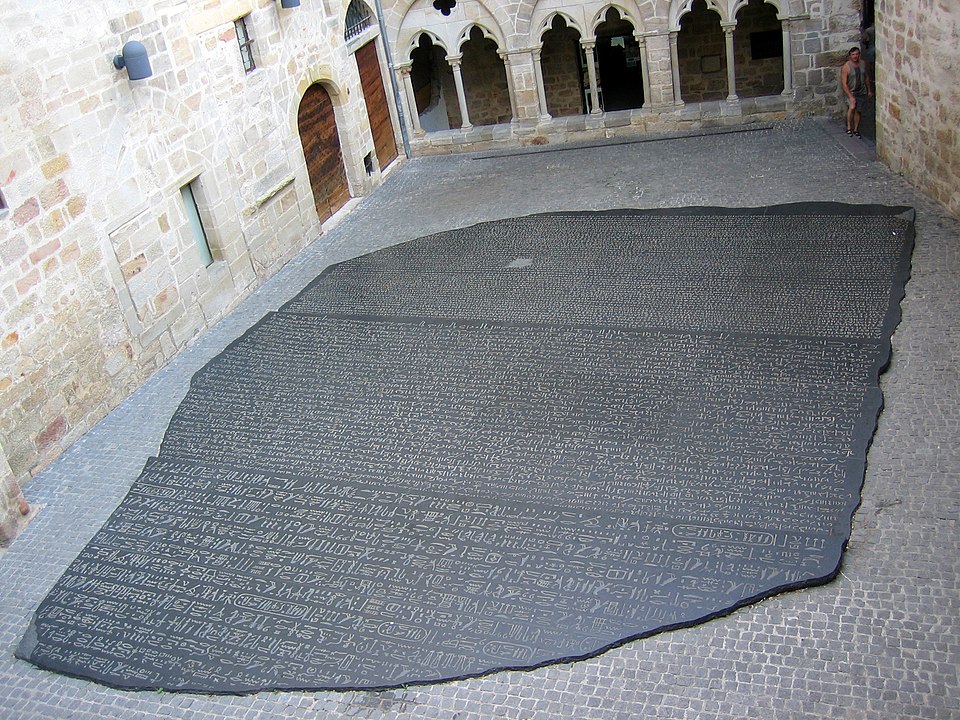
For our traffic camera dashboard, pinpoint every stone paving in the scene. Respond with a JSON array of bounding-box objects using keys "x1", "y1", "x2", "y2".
[{"x1": 1, "y1": 119, "x2": 958, "y2": 719}]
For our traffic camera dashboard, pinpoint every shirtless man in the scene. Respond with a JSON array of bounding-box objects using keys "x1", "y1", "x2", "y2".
[{"x1": 841, "y1": 47, "x2": 873, "y2": 138}]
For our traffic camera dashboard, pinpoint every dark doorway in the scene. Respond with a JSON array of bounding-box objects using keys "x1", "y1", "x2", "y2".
[{"x1": 594, "y1": 8, "x2": 643, "y2": 111}]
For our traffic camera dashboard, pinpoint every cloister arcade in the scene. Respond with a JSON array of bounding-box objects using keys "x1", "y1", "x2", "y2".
[{"x1": 392, "y1": 0, "x2": 803, "y2": 136}]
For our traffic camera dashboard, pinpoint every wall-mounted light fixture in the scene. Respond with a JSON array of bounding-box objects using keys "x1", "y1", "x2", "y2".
[
  {"x1": 280, "y1": 0, "x2": 301, "y2": 7},
  {"x1": 112, "y1": 40, "x2": 153, "y2": 81}
]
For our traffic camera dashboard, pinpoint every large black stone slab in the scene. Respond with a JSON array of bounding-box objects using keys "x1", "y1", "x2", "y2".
[{"x1": 18, "y1": 204, "x2": 914, "y2": 693}]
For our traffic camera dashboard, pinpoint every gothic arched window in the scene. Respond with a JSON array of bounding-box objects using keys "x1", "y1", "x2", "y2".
[{"x1": 344, "y1": 0, "x2": 372, "y2": 41}]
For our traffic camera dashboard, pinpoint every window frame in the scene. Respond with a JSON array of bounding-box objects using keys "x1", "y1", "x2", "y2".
[
  {"x1": 235, "y1": 15, "x2": 256, "y2": 73},
  {"x1": 180, "y1": 179, "x2": 214, "y2": 268}
]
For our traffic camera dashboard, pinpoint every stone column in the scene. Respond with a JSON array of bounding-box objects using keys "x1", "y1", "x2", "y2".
[
  {"x1": 669, "y1": 30, "x2": 683, "y2": 105},
  {"x1": 396, "y1": 63, "x2": 423, "y2": 135},
  {"x1": 634, "y1": 32, "x2": 652, "y2": 109},
  {"x1": 499, "y1": 50, "x2": 519, "y2": 120},
  {"x1": 446, "y1": 54, "x2": 472, "y2": 129},
  {"x1": 780, "y1": 19, "x2": 793, "y2": 95},
  {"x1": 531, "y1": 48, "x2": 551, "y2": 120},
  {"x1": 582, "y1": 40, "x2": 602, "y2": 114},
  {"x1": 722, "y1": 22, "x2": 738, "y2": 101}
]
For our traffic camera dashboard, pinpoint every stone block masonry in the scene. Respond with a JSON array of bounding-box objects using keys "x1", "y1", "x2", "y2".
[
  {"x1": 876, "y1": 0, "x2": 960, "y2": 217},
  {"x1": 0, "y1": 0, "x2": 401, "y2": 535}
]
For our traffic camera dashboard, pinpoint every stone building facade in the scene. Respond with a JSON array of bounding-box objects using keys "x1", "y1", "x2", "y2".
[
  {"x1": 875, "y1": 0, "x2": 960, "y2": 218},
  {"x1": 3, "y1": 0, "x2": 952, "y2": 541},
  {"x1": 0, "y1": 0, "x2": 403, "y2": 542},
  {"x1": 385, "y1": 0, "x2": 863, "y2": 151}
]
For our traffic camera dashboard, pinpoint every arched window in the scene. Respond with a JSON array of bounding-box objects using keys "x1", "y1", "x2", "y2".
[{"x1": 344, "y1": 0, "x2": 372, "y2": 41}]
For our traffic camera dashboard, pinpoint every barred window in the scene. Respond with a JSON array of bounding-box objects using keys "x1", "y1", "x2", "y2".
[
  {"x1": 344, "y1": 0, "x2": 372, "y2": 41},
  {"x1": 235, "y1": 16, "x2": 256, "y2": 73}
]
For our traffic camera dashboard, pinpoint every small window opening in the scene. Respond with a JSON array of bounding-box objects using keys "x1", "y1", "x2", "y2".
[
  {"x1": 235, "y1": 16, "x2": 256, "y2": 73},
  {"x1": 363, "y1": 152, "x2": 375, "y2": 175},
  {"x1": 344, "y1": 0, "x2": 372, "y2": 41},
  {"x1": 180, "y1": 180, "x2": 214, "y2": 267},
  {"x1": 0, "y1": 188, "x2": 8, "y2": 220}
]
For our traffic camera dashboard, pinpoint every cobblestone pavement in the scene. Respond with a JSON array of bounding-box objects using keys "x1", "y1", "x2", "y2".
[{"x1": 2, "y1": 119, "x2": 958, "y2": 719}]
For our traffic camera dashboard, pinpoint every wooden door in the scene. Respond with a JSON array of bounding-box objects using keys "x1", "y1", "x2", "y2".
[
  {"x1": 297, "y1": 84, "x2": 351, "y2": 223},
  {"x1": 355, "y1": 41, "x2": 398, "y2": 169}
]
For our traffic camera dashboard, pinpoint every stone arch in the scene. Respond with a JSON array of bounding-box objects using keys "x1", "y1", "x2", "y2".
[
  {"x1": 669, "y1": 0, "x2": 727, "y2": 29},
  {"x1": 459, "y1": 25, "x2": 513, "y2": 125},
  {"x1": 536, "y1": 10, "x2": 584, "y2": 40},
  {"x1": 529, "y1": 0, "x2": 588, "y2": 46},
  {"x1": 402, "y1": 29, "x2": 448, "y2": 60},
  {"x1": 676, "y1": 0, "x2": 727, "y2": 101},
  {"x1": 593, "y1": 6, "x2": 646, "y2": 110},
  {"x1": 296, "y1": 81, "x2": 352, "y2": 224},
  {"x1": 731, "y1": 0, "x2": 785, "y2": 17},
  {"x1": 732, "y1": 0, "x2": 784, "y2": 97},
  {"x1": 590, "y1": 2, "x2": 646, "y2": 34},
  {"x1": 408, "y1": 32, "x2": 461, "y2": 130},
  {"x1": 540, "y1": 14, "x2": 587, "y2": 117},
  {"x1": 456, "y1": 21, "x2": 505, "y2": 51},
  {"x1": 101, "y1": 87, "x2": 207, "y2": 214},
  {"x1": 394, "y1": 0, "x2": 514, "y2": 54}
]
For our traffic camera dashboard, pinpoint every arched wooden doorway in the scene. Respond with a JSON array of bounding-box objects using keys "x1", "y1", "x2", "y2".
[{"x1": 297, "y1": 83, "x2": 351, "y2": 223}]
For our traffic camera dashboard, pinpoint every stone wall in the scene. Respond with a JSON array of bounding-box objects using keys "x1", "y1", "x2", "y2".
[
  {"x1": 461, "y1": 35, "x2": 513, "y2": 126},
  {"x1": 0, "y1": 0, "x2": 879, "y2": 538},
  {"x1": 541, "y1": 26, "x2": 584, "y2": 118},
  {"x1": 733, "y1": 0, "x2": 784, "y2": 98},
  {"x1": 0, "y1": 0, "x2": 400, "y2": 522},
  {"x1": 876, "y1": 0, "x2": 960, "y2": 216},
  {"x1": 678, "y1": 6, "x2": 728, "y2": 102}
]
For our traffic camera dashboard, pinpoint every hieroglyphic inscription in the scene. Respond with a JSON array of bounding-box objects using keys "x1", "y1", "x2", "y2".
[
  {"x1": 165, "y1": 316, "x2": 879, "y2": 534},
  {"x1": 19, "y1": 205, "x2": 914, "y2": 693},
  {"x1": 285, "y1": 214, "x2": 910, "y2": 337},
  {"x1": 27, "y1": 456, "x2": 835, "y2": 691}
]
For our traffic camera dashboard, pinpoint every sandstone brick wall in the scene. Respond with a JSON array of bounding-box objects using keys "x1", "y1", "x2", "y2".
[
  {"x1": 732, "y1": 1, "x2": 784, "y2": 98},
  {"x1": 541, "y1": 26, "x2": 584, "y2": 118},
  {"x1": 876, "y1": 0, "x2": 960, "y2": 216},
  {"x1": 677, "y1": 6, "x2": 728, "y2": 102},
  {"x1": 0, "y1": 0, "x2": 881, "y2": 539},
  {"x1": 0, "y1": 1, "x2": 397, "y2": 513},
  {"x1": 461, "y1": 35, "x2": 512, "y2": 125}
]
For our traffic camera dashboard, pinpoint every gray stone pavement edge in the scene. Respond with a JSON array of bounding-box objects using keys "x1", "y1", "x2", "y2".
[{"x1": 1, "y1": 118, "x2": 957, "y2": 719}]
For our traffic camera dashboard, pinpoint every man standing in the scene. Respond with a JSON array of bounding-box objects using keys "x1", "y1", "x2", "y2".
[{"x1": 841, "y1": 47, "x2": 873, "y2": 138}]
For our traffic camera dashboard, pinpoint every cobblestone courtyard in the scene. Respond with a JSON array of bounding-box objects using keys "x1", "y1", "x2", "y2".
[{"x1": 2, "y1": 120, "x2": 958, "y2": 719}]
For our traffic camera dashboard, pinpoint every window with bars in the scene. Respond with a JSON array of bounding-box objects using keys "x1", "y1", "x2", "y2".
[
  {"x1": 235, "y1": 16, "x2": 256, "y2": 73},
  {"x1": 344, "y1": 0, "x2": 372, "y2": 41}
]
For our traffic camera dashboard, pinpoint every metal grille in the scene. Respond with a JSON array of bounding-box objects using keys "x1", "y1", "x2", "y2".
[
  {"x1": 344, "y1": 0, "x2": 372, "y2": 41},
  {"x1": 235, "y1": 16, "x2": 256, "y2": 73}
]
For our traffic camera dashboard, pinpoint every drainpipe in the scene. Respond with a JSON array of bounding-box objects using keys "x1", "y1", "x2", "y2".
[{"x1": 372, "y1": 0, "x2": 412, "y2": 158}]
